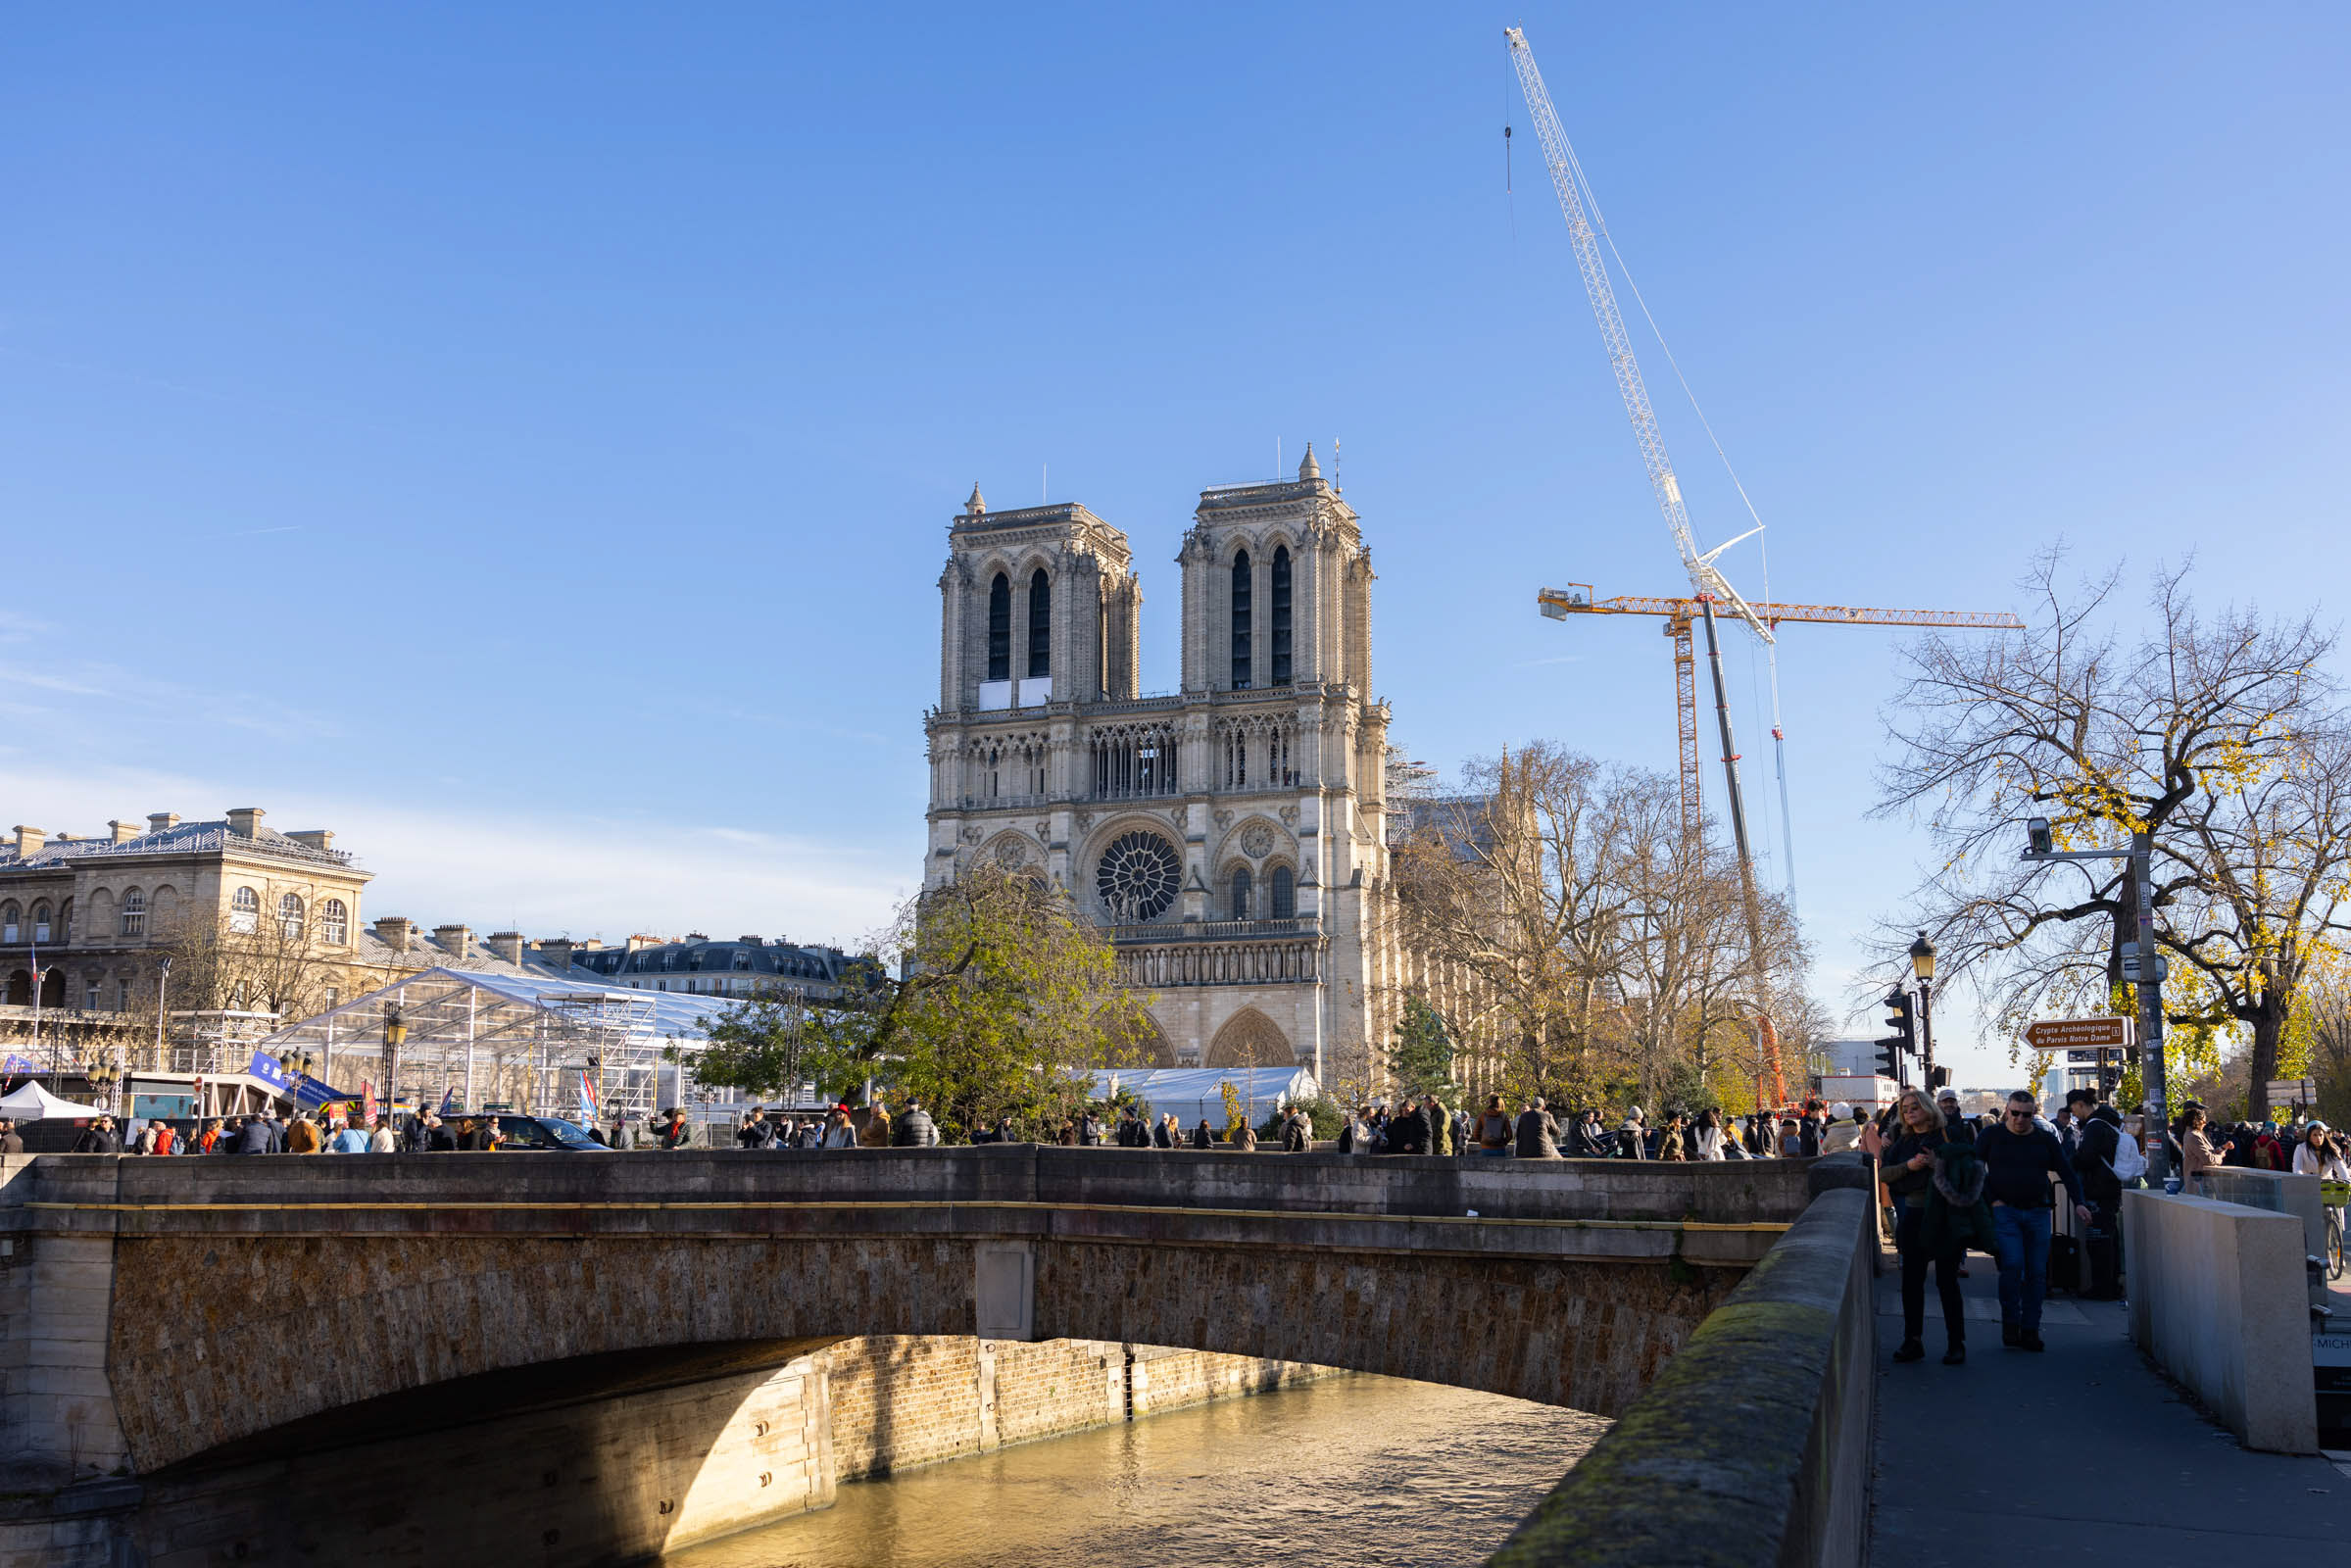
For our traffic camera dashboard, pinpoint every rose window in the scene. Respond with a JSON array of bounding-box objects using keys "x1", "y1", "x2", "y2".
[{"x1": 1096, "y1": 831, "x2": 1181, "y2": 922}]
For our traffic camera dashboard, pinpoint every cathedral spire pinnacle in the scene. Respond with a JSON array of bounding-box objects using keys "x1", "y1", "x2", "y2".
[
  {"x1": 1298, "y1": 443, "x2": 1319, "y2": 481},
  {"x1": 966, "y1": 481, "x2": 986, "y2": 515}
]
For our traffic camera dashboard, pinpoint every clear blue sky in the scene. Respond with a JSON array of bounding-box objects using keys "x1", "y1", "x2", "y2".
[{"x1": 6, "y1": 5, "x2": 2346, "y2": 1084}]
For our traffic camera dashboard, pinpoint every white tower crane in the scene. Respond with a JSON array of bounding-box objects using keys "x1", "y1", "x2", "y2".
[{"x1": 1505, "y1": 24, "x2": 1786, "y2": 1103}]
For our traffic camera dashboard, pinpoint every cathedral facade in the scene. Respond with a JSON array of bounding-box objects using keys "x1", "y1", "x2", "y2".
[{"x1": 923, "y1": 449, "x2": 1398, "y2": 1092}]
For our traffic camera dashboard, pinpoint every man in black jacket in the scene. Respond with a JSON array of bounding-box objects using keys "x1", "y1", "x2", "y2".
[
  {"x1": 892, "y1": 1101, "x2": 941, "y2": 1148},
  {"x1": 1385, "y1": 1100, "x2": 1430, "y2": 1155},
  {"x1": 1977, "y1": 1091, "x2": 2092, "y2": 1350}
]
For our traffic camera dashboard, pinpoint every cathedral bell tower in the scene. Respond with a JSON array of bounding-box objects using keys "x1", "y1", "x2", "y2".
[{"x1": 938, "y1": 485, "x2": 1141, "y2": 712}]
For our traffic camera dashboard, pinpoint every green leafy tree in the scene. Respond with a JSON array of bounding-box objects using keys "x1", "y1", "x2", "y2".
[
  {"x1": 1388, "y1": 995, "x2": 1455, "y2": 1099},
  {"x1": 672, "y1": 863, "x2": 1153, "y2": 1137}
]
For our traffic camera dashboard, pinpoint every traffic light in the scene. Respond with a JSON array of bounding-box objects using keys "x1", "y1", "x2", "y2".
[
  {"x1": 1875, "y1": 987, "x2": 1915, "y2": 1082},
  {"x1": 1928, "y1": 1064, "x2": 1950, "y2": 1092}
]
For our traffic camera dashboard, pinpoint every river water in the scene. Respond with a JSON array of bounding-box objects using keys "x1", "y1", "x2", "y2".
[{"x1": 660, "y1": 1375, "x2": 1605, "y2": 1568}]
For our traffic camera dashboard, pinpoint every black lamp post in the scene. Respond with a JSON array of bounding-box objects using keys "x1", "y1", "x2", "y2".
[
  {"x1": 381, "y1": 1006, "x2": 407, "y2": 1127},
  {"x1": 1908, "y1": 930, "x2": 1938, "y2": 1089}
]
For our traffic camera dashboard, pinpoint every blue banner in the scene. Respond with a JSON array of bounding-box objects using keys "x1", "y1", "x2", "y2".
[
  {"x1": 289, "y1": 1072, "x2": 363, "y2": 1110},
  {"x1": 246, "y1": 1051, "x2": 291, "y2": 1093},
  {"x1": 2, "y1": 1054, "x2": 36, "y2": 1075}
]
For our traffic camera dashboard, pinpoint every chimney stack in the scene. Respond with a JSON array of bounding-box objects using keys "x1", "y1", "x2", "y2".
[
  {"x1": 434, "y1": 923, "x2": 473, "y2": 961},
  {"x1": 108, "y1": 820, "x2": 140, "y2": 844},
  {"x1": 12, "y1": 826, "x2": 43, "y2": 858},
  {"x1": 225, "y1": 808, "x2": 265, "y2": 838},
  {"x1": 286, "y1": 830, "x2": 335, "y2": 853},
  {"x1": 373, "y1": 915, "x2": 417, "y2": 954},
  {"x1": 486, "y1": 931, "x2": 524, "y2": 965},
  {"x1": 148, "y1": 812, "x2": 179, "y2": 835},
  {"x1": 539, "y1": 937, "x2": 576, "y2": 973}
]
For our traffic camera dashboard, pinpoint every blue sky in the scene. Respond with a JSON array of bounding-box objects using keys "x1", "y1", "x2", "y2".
[{"x1": 5, "y1": 5, "x2": 2346, "y2": 1083}]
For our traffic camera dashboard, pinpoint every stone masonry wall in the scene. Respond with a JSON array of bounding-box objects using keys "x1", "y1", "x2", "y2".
[
  {"x1": 822, "y1": 1334, "x2": 1332, "y2": 1481},
  {"x1": 0, "y1": 1336, "x2": 1333, "y2": 1568}
]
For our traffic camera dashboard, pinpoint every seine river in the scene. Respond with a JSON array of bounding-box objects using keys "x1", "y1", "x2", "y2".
[{"x1": 660, "y1": 1375, "x2": 1604, "y2": 1568}]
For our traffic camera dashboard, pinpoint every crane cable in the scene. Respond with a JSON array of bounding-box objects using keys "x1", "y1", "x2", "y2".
[{"x1": 1555, "y1": 125, "x2": 1801, "y2": 906}]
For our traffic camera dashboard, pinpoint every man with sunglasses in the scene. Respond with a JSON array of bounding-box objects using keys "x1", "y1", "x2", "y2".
[{"x1": 1978, "y1": 1090, "x2": 2092, "y2": 1351}]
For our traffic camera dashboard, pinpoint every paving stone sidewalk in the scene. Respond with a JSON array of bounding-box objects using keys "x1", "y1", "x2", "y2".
[{"x1": 1869, "y1": 1247, "x2": 2351, "y2": 1565}]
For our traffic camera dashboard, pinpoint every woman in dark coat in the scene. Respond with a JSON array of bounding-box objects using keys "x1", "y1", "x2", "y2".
[{"x1": 1862, "y1": 1086, "x2": 1970, "y2": 1365}]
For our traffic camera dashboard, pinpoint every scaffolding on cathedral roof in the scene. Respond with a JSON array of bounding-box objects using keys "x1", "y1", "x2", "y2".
[{"x1": 263, "y1": 965, "x2": 733, "y2": 1124}]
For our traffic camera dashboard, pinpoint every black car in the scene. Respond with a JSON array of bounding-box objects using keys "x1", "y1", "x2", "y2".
[{"x1": 473, "y1": 1114, "x2": 613, "y2": 1152}]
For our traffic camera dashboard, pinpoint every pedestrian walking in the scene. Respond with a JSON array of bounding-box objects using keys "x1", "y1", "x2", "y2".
[
  {"x1": 1864, "y1": 1087, "x2": 1970, "y2": 1364},
  {"x1": 287, "y1": 1113, "x2": 322, "y2": 1154},
  {"x1": 1690, "y1": 1107, "x2": 1726, "y2": 1161},
  {"x1": 1192, "y1": 1118, "x2": 1214, "y2": 1150},
  {"x1": 1978, "y1": 1090, "x2": 2090, "y2": 1351},
  {"x1": 0, "y1": 1119, "x2": 22, "y2": 1154},
  {"x1": 368, "y1": 1116, "x2": 398, "y2": 1153},
  {"x1": 1473, "y1": 1097, "x2": 1515, "y2": 1156}
]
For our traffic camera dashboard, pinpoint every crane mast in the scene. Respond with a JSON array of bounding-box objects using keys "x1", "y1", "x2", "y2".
[{"x1": 1506, "y1": 24, "x2": 1783, "y2": 1104}]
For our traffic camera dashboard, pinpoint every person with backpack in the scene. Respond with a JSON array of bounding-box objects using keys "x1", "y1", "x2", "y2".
[
  {"x1": 2070, "y1": 1101, "x2": 2131, "y2": 1299},
  {"x1": 1472, "y1": 1096, "x2": 1514, "y2": 1156}
]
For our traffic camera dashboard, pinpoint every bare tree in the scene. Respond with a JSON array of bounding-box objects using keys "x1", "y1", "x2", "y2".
[
  {"x1": 1388, "y1": 742, "x2": 1811, "y2": 1111},
  {"x1": 1877, "y1": 552, "x2": 2348, "y2": 1109}
]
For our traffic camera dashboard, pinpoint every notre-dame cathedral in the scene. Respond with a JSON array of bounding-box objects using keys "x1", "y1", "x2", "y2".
[{"x1": 923, "y1": 447, "x2": 1404, "y2": 1093}]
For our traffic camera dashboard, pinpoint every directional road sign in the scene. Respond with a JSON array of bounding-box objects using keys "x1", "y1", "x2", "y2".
[{"x1": 2025, "y1": 1017, "x2": 2134, "y2": 1052}]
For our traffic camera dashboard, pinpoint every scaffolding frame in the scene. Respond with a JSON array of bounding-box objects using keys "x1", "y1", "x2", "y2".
[{"x1": 261, "y1": 967, "x2": 725, "y2": 1121}]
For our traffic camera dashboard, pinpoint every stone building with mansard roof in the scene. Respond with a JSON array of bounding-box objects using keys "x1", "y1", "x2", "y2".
[{"x1": 924, "y1": 448, "x2": 1408, "y2": 1093}]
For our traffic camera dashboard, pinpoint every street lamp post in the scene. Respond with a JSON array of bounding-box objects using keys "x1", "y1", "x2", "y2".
[
  {"x1": 1908, "y1": 931, "x2": 1938, "y2": 1089},
  {"x1": 2023, "y1": 817, "x2": 2171, "y2": 1184},
  {"x1": 381, "y1": 1006, "x2": 407, "y2": 1130},
  {"x1": 154, "y1": 956, "x2": 172, "y2": 1073}
]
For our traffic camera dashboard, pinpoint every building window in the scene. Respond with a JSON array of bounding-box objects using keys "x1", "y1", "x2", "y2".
[
  {"x1": 122, "y1": 890, "x2": 146, "y2": 937},
  {"x1": 1230, "y1": 865, "x2": 1252, "y2": 921},
  {"x1": 229, "y1": 886, "x2": 259, "y2": 934},
  {"x1": 1270, "y1": 545, "x2": 1292, "y2": 685},
  {"x1": 733, "y1": 949, "x2": 752, "y2": 970},
  {"x1": 1096, "y1": 831, "x2": 1182, "y2": 923},
  {"x1": 57, "y1": 899, "x2": 70, "y2": 942},
  {"x1": 278, "y1": 893, "x2": 305, "y2": 940},
  {"x1": 116, "y1": 979, "x2": 130, "y2": 1011},
  {"x1": 320, "y1": 899, "x2": 349, "y2": 945},
  {"x1": 0, "y1": 903, "x2": 17, "y2": 944},
  {"x1": 30, "y1": 903, "x2": 49, "y2": 944},
  {"x1": 661, "y1": 950, "x2": 677, "y2": 970},
  {"x1": 84, "y1": 980, "x2": 100, "y2": 1011},
  {"x1": 1027, "y1": 567, "x2": 1052, "y2": 678},
  {"x1": 987, "y1": 572, "x2": 1012, "y2": 682},
  {"x1": 1230, "y1": 550, "x2": 1252, "y2": 689},
  {"x1": 325, "y1": 986, "x2": 339, "y2": 1009},
  {"x1": 1271, "y1": 864, "x2": 1296, "y2": 919}
]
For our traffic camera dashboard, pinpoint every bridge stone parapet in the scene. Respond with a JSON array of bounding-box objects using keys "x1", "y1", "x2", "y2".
[{"x1": 2, "y1": 1147, "x2": 1817, "y2": 1492}]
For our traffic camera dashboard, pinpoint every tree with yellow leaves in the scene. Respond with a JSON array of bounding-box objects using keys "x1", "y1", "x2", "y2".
[{"x1": 1878, "y1": 552, "x2": 2350, "y2": 1115}]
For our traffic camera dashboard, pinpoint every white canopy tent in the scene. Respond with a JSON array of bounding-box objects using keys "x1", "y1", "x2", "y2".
[
  {"x1": 0, "y1": 1080, "x2": 111, "y2": 1120},
  {"x1": 1087, "y1": 1066, "x2": 1320, "y2": 1133}
]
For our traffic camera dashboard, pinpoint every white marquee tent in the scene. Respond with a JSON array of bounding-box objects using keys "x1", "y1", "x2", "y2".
[
  {"x1": 1087, "y1": 1066, "x2": 1320, "y2": 1133},
  {"x1": 0, "y1": 1081, "x2": 111, "y2": 1120}
]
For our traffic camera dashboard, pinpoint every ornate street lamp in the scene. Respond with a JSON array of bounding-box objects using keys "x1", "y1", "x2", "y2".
[
  {"x1": 1908, "y1": 931, "x2": 1939, "y2": 1089},
  {"x1": 381, "y1": 1005, "x2": 407, "y2": 1126}
]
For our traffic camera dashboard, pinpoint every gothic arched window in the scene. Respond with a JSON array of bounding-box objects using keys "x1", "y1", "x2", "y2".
[
  {"x1": 1027, "y1": 567, "x2": 1051, "y2": 679},
  {"x1": 1271, "y1": 864, "x2": 1296, "y2": 919},
  {"x1": 121, "y1": 890, "x2": 147, "y2": 937},
  {"x1": 1270, "y1": 546, "x2": 1292, "y2": 685},
  {"x1": 1230, "y1": 865, "x2": 1252, "y2": 921},
  {"x1": 1230, "y1": 550, "x2": 1252, "y2": 689},
  {"x1": 986, "y1": 572, "x2": 1011, "y2": 683}
]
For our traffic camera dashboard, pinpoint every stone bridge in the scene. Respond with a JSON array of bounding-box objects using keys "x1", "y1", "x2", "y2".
[{"x1": 0, "y1": 1148, "x2": 1861, "y2": 1567}]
